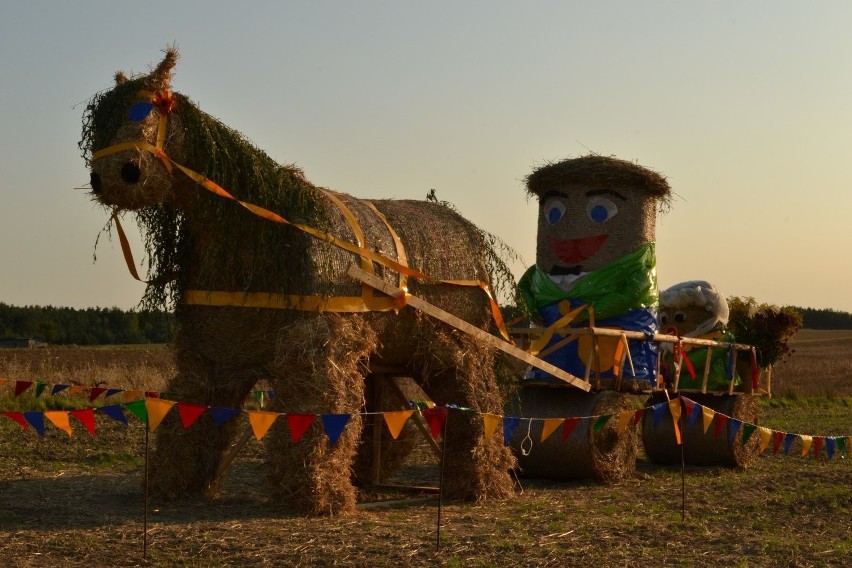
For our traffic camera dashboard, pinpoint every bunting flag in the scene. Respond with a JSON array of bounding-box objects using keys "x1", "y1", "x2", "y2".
[
  {"x1": 800, "y1": 435, "x2": 813, "y2": 457},
  {"x1": 14, "y1": 381, "x2": 33, "y2": 397},
  {"x1": 540, "y1": 418, "x2": 564, "y2": 442},
  {"x1": 813, "y1": 436, "x2": 823, "y2": 459},
  {"x1": 124, "y1": 390, "x2": 144, "y2": 403},
  {"x1": 482, "y1": 413, "x2": 501, "y2": 441},
  {"x1": 70, "y1": 408, "x2": 96, "y2": 436},
  {"x1": 772, "y1": 431, "x2": 784, "y2": 455},
  {"x1": 44, "y1": 411, "x2": 73, "y2": 437},
  {"x1": 247, "y1": 411, "x2": 279, "y2": 441},
  {"x1": 422, "y1": 407, "x2": 448, "y2": 440},
  {"x1": 383, "y1": 410, "x2": 414, "y2": 440},
  {"x1": 69, "y1": 386, "x2": 87, "y2": 395},
  {"x1": 561, "y1": 417, "x2": 581, "y2": 441},
  {"x1": 593, "y1": 415, "x2": 612, "y2": 433},
  {"x1": 632, "y1": 408, "x2": 645, "y2": 427},
  {"x1": 837, "y1": 437, "x2": 848, "y2": 456},
  {"x1": 87, "y1": 387, "x2": 106, "y2": 402},
  {"x1": 741, "y1": 423, "x2": 757, "y2": 445},
  {"x1": 712, "y1": 413, "x2": 729, "y2": 439},
  {"x1": 3, "y1": 411, "x2": 28, "y2": 430},
  {"x1": 503, "y1": 417, "x2": 520, "y2": 446},
  {"x1": 105, "y1": 388, "x2": 123, "y2": 398},
  {"x1": 177, "y1": 403, "x2": 208, "y2": 429},
  {"x1": 668, "y1": 399, "x2": 682, "y2": 445},
  {"x1": 758, "y1": 427, "x2": 771, "y2": 453},
  {"x1": 51, "y1": 384, "x2": 70, "y2": 396},
  {"x1": 783, "y1": 433, "x2": 796, "y2": 455},
  {"x1": 320, "y1": 414, "x2": 351, "y2": 444},
  {"x1": 286, "y1": 413, "x2": 316, "y2": 443},
  {"x1": 682, "y1": 397, "x2": 697, "y2": 421},
  {"x1": 97, "y1": 405, "x2": 128, "y2": 426},
  {"x1": 702, "y1": 407, "x2": 715, "y2": 434},
  {"x1": 728, "y1": 419, "x2": 742, "y2": 445},
  {"x1": 35, "y1": 383, "x2": 46, "y2": 397},
  {"x1": 252, "y1": 390, "x2": 265, "y2": 407},
  {"x1": 124, "y1": 400, "x2": 147, "y2": 424},
  {"x1": 24, "y1": 412, "x2": 45, "y2": 436},
  {"x1": 616, "y1": 410, "x2": 634, "y2": 435},
  {"x1": 826, "y1": 437, "x2": 836, "y2": 460},
  {"x1": 652, "y1": 403, "x2": 667, "y2": 427},
  {"x1": 209, "y1": 406, "x2": 241, "y2": 426},
  {"x1": 145, "y1": 399, "x2": 175, "y2": 432}
]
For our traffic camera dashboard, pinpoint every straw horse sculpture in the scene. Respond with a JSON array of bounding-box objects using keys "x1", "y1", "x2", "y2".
[{"x1": 81, "y1": 49, "x2": 515, "y2": 514}]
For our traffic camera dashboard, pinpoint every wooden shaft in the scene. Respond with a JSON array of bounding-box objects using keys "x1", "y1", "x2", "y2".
[{"x1": 701, "y1": 346, "x2": 713, "y2": 394}]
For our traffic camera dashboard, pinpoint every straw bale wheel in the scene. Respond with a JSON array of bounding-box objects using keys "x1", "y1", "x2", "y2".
[
  {"x1": 514, "y1": 155, "x2": 671, "y2": 481},
  {"x1": 80, "y1": 48, "x2": 516, "y2": 514},
  {"x1": 643, "y1": 281, "x2": 759, "y2": 467}
]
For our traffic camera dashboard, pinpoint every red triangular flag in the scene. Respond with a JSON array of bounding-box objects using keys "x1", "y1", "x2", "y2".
[
  {"x1": 14, "y1": 381, "x2": 33, "y2": 397},
  {"x1": 813, "y1": 436, "x2": 824, "y2": 459},
  {"x1": 88, "y1": 387, "x2": 107, "y2": 402},
  {"x1": 561, "y1": 417, "x2": 581, "y2": 441},
  {"x1": 772, "y1": 431, "x2": 784, "y2": 455},
  {"x1": 712, "y1": 413, "x2": 729, "y2": 439},
  {"x1": 177, "y1": 403, "x2": 208, "y2": 429},
  {"x1": 682, "y1": 397, "x2": 696, "y2": 420},
  {"x1": 422, "y1": 407, "x2": 448, "y2": 440},
  {"x1": 286, "y1": 414, "x2": 316, "y2": 443},
  {"x1": 69, "y1": 408, "x2": 96, "y2": 436},
  {"x1": 632, "y1": 408, "x2": 646, "y2": 426},
  {"x1": 2, "y1": 411, "x2": 28, "y2": 430}
]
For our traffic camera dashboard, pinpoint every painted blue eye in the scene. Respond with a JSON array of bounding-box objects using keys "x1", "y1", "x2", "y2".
[
  {"x1": 129, "y1": 102, "x2": 154, "y2": 122},
  {"x1": 544, "y1": 199, "x2": 565, "y2": 225},
  {"x1": 586, "y1": 197, "x2": 617, "y2": 223}
]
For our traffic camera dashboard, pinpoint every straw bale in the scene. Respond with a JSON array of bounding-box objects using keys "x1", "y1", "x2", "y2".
[
  {"x1": 641, "y1": 393, "x2": 760, "y2": 468},
  {"x1": 509, "y1": 388, "x2": 640, "y2": 482}
]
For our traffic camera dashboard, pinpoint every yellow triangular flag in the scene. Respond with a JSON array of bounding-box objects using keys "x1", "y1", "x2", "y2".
[
  {"x1": 800, "y1": 435, "x2": 813, "y2": 457},
  {"x1": 758, "y1": 427, "x2": 772, "y2": 454},
  {"x1": 44, "y1": 411, "x2": 73, "y2": 437},
  {"x1": 540, "y1": 418, "x2": 564, "y2": 443},
  {"x1": 482, "y1": 413, "x2": 501, "y2": 440},
  {"x1": 125, "y1": 390, "x2": 144, "y2": 403},
  {"x1": 145, "y1": 398, "x2": 176, "y2": 432},
  {"x1": 69, "y1": 386, "x2": 87, "y2": 395},
  {"x1": 668, "y1": 399, "x2": 682, "y2": 445},
  {"x1": 248, "y1": 411, "x2": 279, "y2": 441},
  {"x1": 384, "y1": 410, "x2": 414, "y2": 440},
  {"x1": 616, "y1": 410, "x2": 634, "y2": 435},
  {"x1": 702, "y1": 406, "x2": 715, "y2": 434}
]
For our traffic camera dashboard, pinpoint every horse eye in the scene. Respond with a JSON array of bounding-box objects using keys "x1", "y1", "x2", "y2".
[
  {"x1": 543, "y1": 199, "x2": 565, "y2": 225},
  {"x1": 586, "y1": 197, "x2": 618, "y2": 223},
  {"x1": 128, "y1": 102, "x2": 154, "y2": 122}
]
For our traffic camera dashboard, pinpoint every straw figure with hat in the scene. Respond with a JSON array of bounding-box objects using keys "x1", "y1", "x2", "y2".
[
  {"x1": 79, "y1": 48, "x2": 517, "y2": 514},
  {"x1": 512, "y1": 154, "x2": 672, "y2": 482}
]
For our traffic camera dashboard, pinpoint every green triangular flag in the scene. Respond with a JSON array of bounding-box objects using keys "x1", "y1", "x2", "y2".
[
  {"x1": 253, "y1": 390, "x2": 265, "y2": 407},
  {"x1": 740, "y1": 423, "x2": 758, "y2": 445},
  {"x1": 35, "y1": 382, "x2": 46, "y2": 398},
  {"x1": 592, "y1": 415, "x2": 613, "y2": 432},
  {"x1": 125, "y1": 400, "x2": 148, "y2": 424}
]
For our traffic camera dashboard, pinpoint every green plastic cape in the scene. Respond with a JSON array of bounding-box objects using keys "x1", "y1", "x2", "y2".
[{"x1": 519, "y1": 242, "x2": 658, "y2": 321}]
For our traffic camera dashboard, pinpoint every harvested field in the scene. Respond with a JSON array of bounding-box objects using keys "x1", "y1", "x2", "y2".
[{"x1": 1, "y1": 335, "x2": 851, "y2": 567}]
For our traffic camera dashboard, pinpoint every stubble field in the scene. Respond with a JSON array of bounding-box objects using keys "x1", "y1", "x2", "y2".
[{"x1": 0, "y1": 331, "x2": 850, "y2": 567}]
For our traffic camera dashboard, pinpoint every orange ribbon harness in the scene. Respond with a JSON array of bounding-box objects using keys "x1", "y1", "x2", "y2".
[{"x1": 94, "y1": 91, "x2": 510, "y2": 340}]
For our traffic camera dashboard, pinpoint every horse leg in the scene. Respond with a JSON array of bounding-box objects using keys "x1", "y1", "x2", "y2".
[
  {"x1": 266, "y1": 313, "x2": 375, "y2": 515},
  {"x1": 414, "y1": 326, "x2": 517, "y2": 501},
  {"x1": 148, "y1": 354, "x2": 261, "y2": 498}
]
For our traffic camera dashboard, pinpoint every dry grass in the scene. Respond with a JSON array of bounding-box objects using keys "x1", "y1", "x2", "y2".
[
  {"x1": 0, "y1": 335, "x2": 851, "y2": 566},
  {"x1": 772, "y1": 329, "x2": 852, "y2": 397}
]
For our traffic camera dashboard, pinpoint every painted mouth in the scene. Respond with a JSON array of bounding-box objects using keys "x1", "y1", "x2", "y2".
[{"x1": 546, "y1": 234, "x2": 609, "y2": 265}]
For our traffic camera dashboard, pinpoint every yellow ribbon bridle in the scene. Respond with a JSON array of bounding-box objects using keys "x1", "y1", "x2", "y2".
[{"x1": 92, "y1": 90, "x2": 511, "y2": 340}]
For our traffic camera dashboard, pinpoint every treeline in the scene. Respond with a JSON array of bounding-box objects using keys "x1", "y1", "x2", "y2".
[
  {"x1": 0, "y1": 303, "x2": 174, "y2": 345},
  {"x1": 794, "y1": 306, "x2": 852, "y2": 330}
]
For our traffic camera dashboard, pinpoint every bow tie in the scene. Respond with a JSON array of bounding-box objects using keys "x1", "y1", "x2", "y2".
[{"x1": 550, "y1": 264, "x2": 582, "y2": 276}]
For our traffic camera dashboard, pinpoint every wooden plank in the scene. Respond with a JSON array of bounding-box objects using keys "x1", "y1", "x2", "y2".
[{"x1": 347, "y1": 265, "x2": 591, "y2": 392}]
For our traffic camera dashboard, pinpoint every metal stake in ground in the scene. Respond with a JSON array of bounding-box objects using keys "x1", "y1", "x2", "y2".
[
  {"x1": 144, "y1": 420, "x2": 150, "y2": 560},
  {"x1": 436, "y1": 409, "x2": 449, "y2": 552}
]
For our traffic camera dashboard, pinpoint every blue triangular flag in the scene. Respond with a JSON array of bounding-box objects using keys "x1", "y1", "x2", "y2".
[
  {"x1": 502, "y1": 416, "x2": 520, "y2": 446},
  {"x1": 783, "y1": 433, "x2": 796, "y2": 455},
  {"x1": 728, "y1": 419, "x2": 742, "y2": 444},
  {"x1": 105, "y1": 388, "x2": 123, "y2": 398},
  {"x1": 652, "y1": 403, "x2": 667, "y2": 428},
  {"x1": 320, "y1": 414, "x2": 351, "y2": 444},
  {"x1": 23, "y1": 412, "x2": 45, "y2": 436},
  {"x1": 209, "y1": 407, "x2": 241, "y2": 426},
  {"x1": 825, "y1": 437, "x2": 836, "y2": 460},
  {"x1": 688, "y1": 403, "x2": 702, "y2": 428},
  {"x1": 267, "y1": 389, "x2": 277, "y2": 399},
  {"x1": 97, "y1": 405, "x2": 128, "y2": 426},
  {"x1": 51, "y1": 384, "x2": 70, "y2": 395}
]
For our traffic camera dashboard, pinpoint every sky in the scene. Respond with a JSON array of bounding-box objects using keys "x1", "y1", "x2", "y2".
[{"x1": 1, "y1": 1, "x2": 851, "y2": 313}]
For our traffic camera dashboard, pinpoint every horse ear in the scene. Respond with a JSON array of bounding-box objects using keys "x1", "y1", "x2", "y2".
[
  {"x1": 114, "y1": 71, "x2": 129, "y2": 85},
  {"x1": 147, "y1": 46, "x2": 179, "y2": 92}
]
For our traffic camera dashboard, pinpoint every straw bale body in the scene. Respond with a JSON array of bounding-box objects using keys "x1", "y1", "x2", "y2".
[{"x1": 81, "y1": 50, "x2": 515, "y2": 514}]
